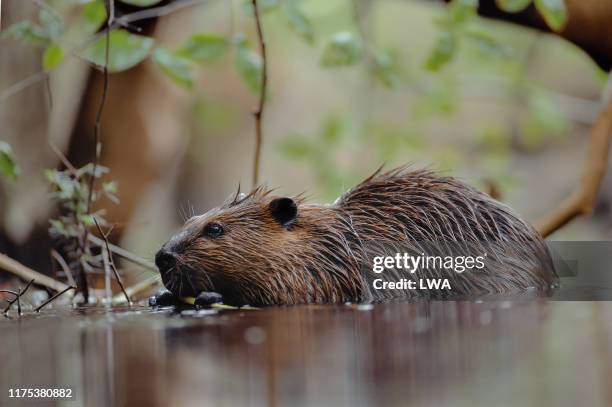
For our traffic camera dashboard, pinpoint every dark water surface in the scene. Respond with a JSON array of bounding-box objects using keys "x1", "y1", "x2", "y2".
[{"x1": 2, "y1": 299, "x2": 612, "y2": 406}]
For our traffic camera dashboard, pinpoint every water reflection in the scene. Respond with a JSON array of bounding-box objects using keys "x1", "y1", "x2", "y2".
[{"x1": 1, "y1": 301, "x2": 611, "y2": 406}]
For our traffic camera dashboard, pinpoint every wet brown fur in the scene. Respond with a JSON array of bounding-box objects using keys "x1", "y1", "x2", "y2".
[{"x1": 159, "y1": 167, "x2": 557, "y2": 306}]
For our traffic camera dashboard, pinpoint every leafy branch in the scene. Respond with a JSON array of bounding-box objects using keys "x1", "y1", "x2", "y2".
[{"x1": 425, "y1": 0, "x2": 567, "y2": 72}]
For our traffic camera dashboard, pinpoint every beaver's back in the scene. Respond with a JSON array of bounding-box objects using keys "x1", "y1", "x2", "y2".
[{"x1": 334, "y1": 167, "x2": 557, "y2": 297}]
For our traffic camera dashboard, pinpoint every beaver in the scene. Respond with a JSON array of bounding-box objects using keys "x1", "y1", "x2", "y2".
[{"x1": 154, "y1": 167, "x2": 557, "y2": 306}]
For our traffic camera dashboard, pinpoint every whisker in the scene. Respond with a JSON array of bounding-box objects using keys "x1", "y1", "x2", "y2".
[
  {"x1": 187, "y1": 200, "x2": 196, "y2": 218},
  {"x1": 186, "y1": 272, "x2": 197, "y2": 295},
  {"x1": 178, "y1": 204, "x2": 187, "y2": 222}
]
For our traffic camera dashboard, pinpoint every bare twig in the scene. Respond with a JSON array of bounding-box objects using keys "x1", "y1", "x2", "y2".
[
  {"x1": 79, "y1": 0, "x2": 113, "y2": 303},
  {"x1": 3, "y1": 279, "x2": 35, "y2": 314},
  {"x1": 34, "y1": 286, "x2": 76, "y2": 312},
  {"x1": 87, "y1": 235, "x2": 156, "y2": 271},
  {"x1": 1, "y1": 289, "x2": 19, "y2": 318},
  {"x1": 102, "y1": 246, "x2": 112, "y2": 300},
  {"x1": 49, "y1": 141, "x2": 78, "y2": 176},
  {"x1": 86, "y1": 0, "x2": 113, "y2": 214},
  {"x1": 535, "y1": 97, "x2": 612, "y2": 237},
  {"x1": 94, "y1": 218, "x2": 131, "y2": 304},
  {"x1": 0, "y1": 71, "x2": 49, "y2": 104},
  {"x1": 0, "y1": 253, "x2": 70, "y2": 292},
  {"x1": 251, "y1": 0, "x2": 268, "y2": 187},
  {"x1": 50, "y1": 249, "x2": 77, "y2": 287},
  {"x1": 16, "y1": 288, "x2": 22, "y2": 315}
]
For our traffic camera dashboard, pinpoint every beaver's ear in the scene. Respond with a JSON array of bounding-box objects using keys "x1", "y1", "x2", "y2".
[{"x1": 269, "y1": 197, "x2": 297, "y2": 227}]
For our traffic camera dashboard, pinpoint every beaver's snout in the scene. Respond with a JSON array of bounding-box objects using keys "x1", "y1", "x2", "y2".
[
  {"x1": 155, "y1": 248, "x2": 177, "y2": 276},
  {"x1": 155, "y1": 231, "x2": 207, "y2": 298},
  {"x1": 156, "y1": 230, "x2": 190, "y2": 276}
]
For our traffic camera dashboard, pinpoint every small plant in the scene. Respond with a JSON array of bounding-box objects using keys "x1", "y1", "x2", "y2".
[{"x1": 45, "y1": 163, "x2": 118, "y2": 302}]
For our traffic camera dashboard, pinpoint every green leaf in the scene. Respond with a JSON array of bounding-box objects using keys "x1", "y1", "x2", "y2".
[
  {"x1": 0, "y1": 141, "x2": 20, "y2": 180},
  {"x1": 43, "y1": 168, "x2": 60, "y2": 185},
  {"x1": 534, "y1": 0, "x2": 567, "y2": 31},
  {"x1": 1, "y1": 21, "x2": 50, "y2": 47},
  {"x1": 49, "y1": 219, "x2": 69, "y2": 237},
  {"x1": 448, "y1": 0, "x2": 478, "y2": 25},
  {"x1": 44, "y1": 169, "x2": 76, "y2": 199},
  {"x1": 521, "y1": 90, "x2": 569, "y2": 147},
  {"x1": 495, "y1": 0, "x2": 532, "y2": 12},
  {"x1": 102, "y1": 181, "x2": 118, "y2": 195},
  {"x1": 370, "y1": 50, "x2": 399, "y2": 88},
  {"x1": 425, "y1": 30, "x2": 457, "y2": 71},
  {"x1": 278, "y1": 137, "x2": 314, "y2": 159},
  {"x1": 119, "y1": 0, "x2": 164, "y2": 6},
  {"x1": 177, "y1": 33, "x2": 227, "y2": 63},
  {"x1": 78, "y1": 29, "x2": 154, "y2": 72},
  {"x1": 82, "y1": 0, "x2": 107, "y2": 33},
  {"x1": 234, "y1": 43, "x2": 263, "y2": 94},
  {"x1": 78, "y1": 213, "x2": 96, "y2": 226},
  {"x1": 43, "y1": 44, "x2": 65, "y2": 71},
  {"x1": 284, "y1": 0, "x2": 315, "y2": 45},
  {"x1": 321, "y1": 32, "x2": 363, "y2": 67},
  {"x1": 39, "y1": 7, "x2": 63, "y2": 39},
  {"x1": 102, "y1": 181, "x2": 119, "y2": 204},
  {"x1": 80, "y1": 163, "x2": 109, "y2": 178},
  {"x1": 321, "y1": 116, "x2": 343, "y2": 144},
  {"x1": 153, "y1": 47, "x2": 193, "y2": 89}
]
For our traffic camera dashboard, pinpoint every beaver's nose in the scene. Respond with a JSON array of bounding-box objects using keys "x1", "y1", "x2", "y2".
[{"x1": 155, "y1": 249, "x2": 177, "y2": 273}]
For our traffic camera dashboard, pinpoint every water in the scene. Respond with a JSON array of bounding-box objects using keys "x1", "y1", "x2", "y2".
[{"x1": 2, "y1": 296, "x2": 612, "y2": 406}]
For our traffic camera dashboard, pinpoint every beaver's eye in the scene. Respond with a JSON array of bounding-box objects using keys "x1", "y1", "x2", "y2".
[{"x1": 203, "y1": 222, "x2": 224, "y2": 238}]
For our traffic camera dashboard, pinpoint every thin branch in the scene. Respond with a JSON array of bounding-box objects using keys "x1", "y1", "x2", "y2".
[
  {"x1": 94, "y1": 218, "x2": 131, "y2": 304},
  {"x1": 251, "y1": 0, "x2": 268, "y2": 187},
  {"x1": 79, "y1": 0, "x2": 113, "y2": 303},
  {"x1": 535, "y1": 96, "x2": 612, "y2": 237},
  {"x1": 16, "y1": 288, "x2": 22, "y2": 315},
  {"x1": 87, "y1": 235, "x2": 156, "y2": 271},
  {"x1": 34, "y1": 286, "x2": 76, "y2": 312},
  {"x1": 0, "y1": 71, "x2": 49, "y2": 104},
  {"x1": 3, "y1": 279, "x2": 35, "y2": 314},
  {"x1": 50, "y1": 249, "x2": 77, "y2": 287},
  {"x1": 86, "y1": 0, "x2": 113, "y2": 215},
  {"x1": 49, "y1": 141, "x2": 78, "y2": 175},
  {"x1": 102, "y1": 246, "x2": 112, "y2": 300},
  {"x1": 0, "y1": 253, "x2": 70, "y2": 292}
]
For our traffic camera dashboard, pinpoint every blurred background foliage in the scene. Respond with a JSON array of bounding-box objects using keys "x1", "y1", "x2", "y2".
[{"x1": 0, "y1": 0, "x2": 608, "y2": 262}]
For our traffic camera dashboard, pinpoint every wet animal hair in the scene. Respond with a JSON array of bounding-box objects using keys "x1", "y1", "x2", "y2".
[{"x1": 158, "y1": 166, "x2": 557, "y2": 305}]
